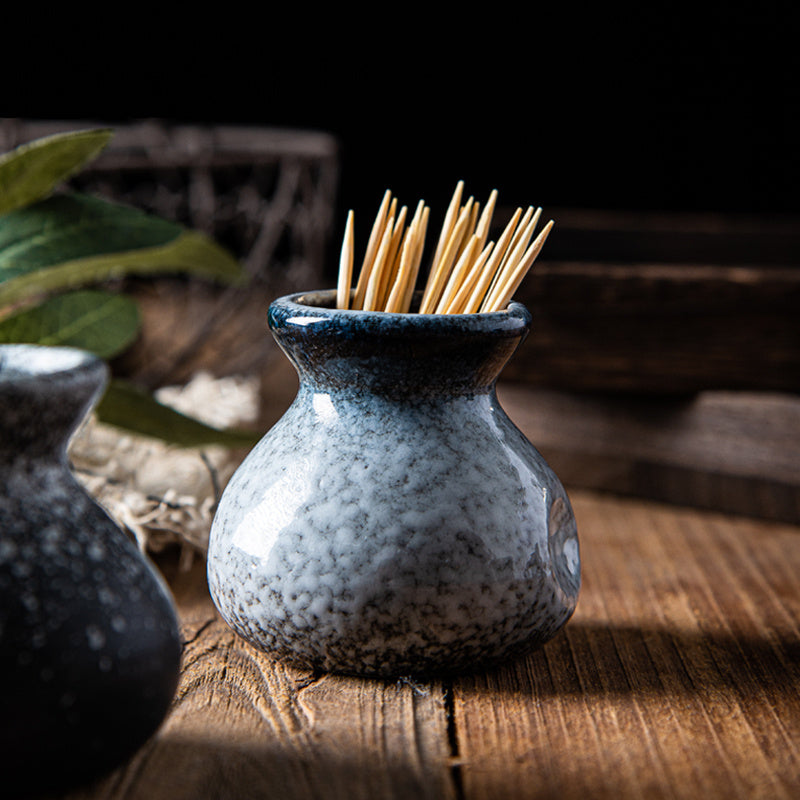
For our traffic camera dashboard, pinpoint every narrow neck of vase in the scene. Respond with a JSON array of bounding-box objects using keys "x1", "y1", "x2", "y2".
[
  {"x1": 268, "y1": 291, "x2": 532, "y2": 399},
  {"x1": 0, "y1": 346, "x2": 108, "y2": 459}
]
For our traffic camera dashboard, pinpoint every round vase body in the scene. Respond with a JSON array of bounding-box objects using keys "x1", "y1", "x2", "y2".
[
  {"x1": 208, "y1": 290, "x2": 580, "y2": 678},
  {"x1": 0, "y1": 345, "x2": 182, "y2": 795}
]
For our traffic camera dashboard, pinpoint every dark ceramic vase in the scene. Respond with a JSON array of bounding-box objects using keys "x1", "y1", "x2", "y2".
[
  {"x1": 0, "y1": 345, "x2": 182, "y2": 796},
  {"x1": 207, "y1": 290, "x2": 580, "y2": 679}
]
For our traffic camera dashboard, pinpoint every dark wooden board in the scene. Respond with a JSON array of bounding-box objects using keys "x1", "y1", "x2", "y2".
[
  {"x1": 498, "y1": 383, "x2": 800, "y2": 525},
  {"x1": 509, "y1": 262, "x2": 800, "y2": 394},
  {"x1": 503, "y1": 208, "x2": 800, "y2": 394}
]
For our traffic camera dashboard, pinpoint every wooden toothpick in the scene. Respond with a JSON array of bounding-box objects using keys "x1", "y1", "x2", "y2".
[
  {"x1": 435, "y1": 233, "x2": 481, "y2": 314},
  {"x1": 429, "y1": 180, "x2": 464, "y2": 278},
  {"x1": 375, "y1": 205, "x2": 408, "y2": 310},
  {"x1": 337, "y1": 210, "x2": 355, "y2": 309},
  {"x1": 385, "y1": 220, "x2": 419, "y2": 314},
  {"x1": 474, "y1": 189, "x2": 498, "y2": 250},
  {"x1": 485, "y1": 220, "x2": 554, "y2": 312},
  {"x1": 353, "y1": 190, "x2": 392, "y2": 310},
  {"x1": 465, "y1": 207, "x2": 523, "y2": 313},
  {"x1": 334, "y1": 183, "x2": 552, "y2": 315},
  {"x1": 444, "y1": 240, "x2": 495, "y2": 314},
  {"x1": 363, "y1": 215, "x2": 396, "y2": 311},
  {"x1": 420, "y1": 197, "x2": 474, "y2": 313},
  {"x1": 400, "y1": 204, "x2": 429, "y2": 312}
]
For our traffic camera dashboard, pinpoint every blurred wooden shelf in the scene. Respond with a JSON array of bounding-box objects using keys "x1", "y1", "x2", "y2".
[
  {"x1": 498, "y1": 382, "x2": 800, "y2": 525},
  {"x1": 496, "y1": 207, "x2": 800, "y2": 523},
  {"x1": 506, "y1": 207, "x2": 800, "y2": 394},
  {"x1": 54, "y1": 489, "x2": 800, "y2": 800}
]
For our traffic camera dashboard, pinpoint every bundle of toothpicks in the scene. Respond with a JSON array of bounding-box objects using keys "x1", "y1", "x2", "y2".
[{"x1": 336, "y1": 180, "x2": 554, "y2": 314}]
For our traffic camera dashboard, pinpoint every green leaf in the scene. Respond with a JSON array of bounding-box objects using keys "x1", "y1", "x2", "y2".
[
  {"x1": 0, "y1": 193, "x2": 183, "y2": 278},
  {"x1": 0, "y1": 193, "x2": 244, "y2": 307},
  {"x1": 0, "y1": 129, "x2": 113, "y2": 214},
  {"x1": 0, "y1": 290, "x2": 140, "y2": 359},
  {"x1": 96, "y1": 379, "x2": 260, "y2": 448}
]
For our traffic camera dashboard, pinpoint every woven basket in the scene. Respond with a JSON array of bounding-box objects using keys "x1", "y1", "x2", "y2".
[{"x1": 0, "y1": 119, "x2": 339, "y2": 390}]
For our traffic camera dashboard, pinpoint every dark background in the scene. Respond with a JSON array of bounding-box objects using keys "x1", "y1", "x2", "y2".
[{"x1": 5, "y1": 5, "x2": 798, "y2": 227}]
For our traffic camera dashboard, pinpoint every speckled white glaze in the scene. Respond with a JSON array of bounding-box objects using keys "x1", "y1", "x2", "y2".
[{"x1": 207, "y1": 290, "x2": 580, "y2": 678}]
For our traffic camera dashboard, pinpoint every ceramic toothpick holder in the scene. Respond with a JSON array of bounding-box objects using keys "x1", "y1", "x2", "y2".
[
  {"x1": 207, "y1": 290, "x2": 580, "y2": 678},
  {"x1": 0, "y1": 345, "x2": 182, "y2": 794}
]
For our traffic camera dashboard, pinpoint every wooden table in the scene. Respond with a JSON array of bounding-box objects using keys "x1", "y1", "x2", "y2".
[{"x1": 55, "y1": 483, "x2": 799, "y2": 800}]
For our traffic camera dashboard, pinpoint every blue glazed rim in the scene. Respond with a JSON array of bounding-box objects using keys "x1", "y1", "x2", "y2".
[
  {"x1": 267, "y1": 290, "x2": 533, "y2": 395},
  {"x1": 268, "y1": 289, "x2": 532, "y2": 340}
]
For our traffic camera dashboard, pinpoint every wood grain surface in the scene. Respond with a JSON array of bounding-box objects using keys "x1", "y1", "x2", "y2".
[
  {"x1": 452, "y1": 494, "x2": 800, "y2": 800},
  {"x1": 50, "y1": 490, "x2": 800, "y2": 800}
]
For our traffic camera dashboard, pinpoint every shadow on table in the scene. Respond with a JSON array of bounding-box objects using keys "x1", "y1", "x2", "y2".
[{"x1": 52, "y1": 731, "x2": 449, "y2": 800}]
